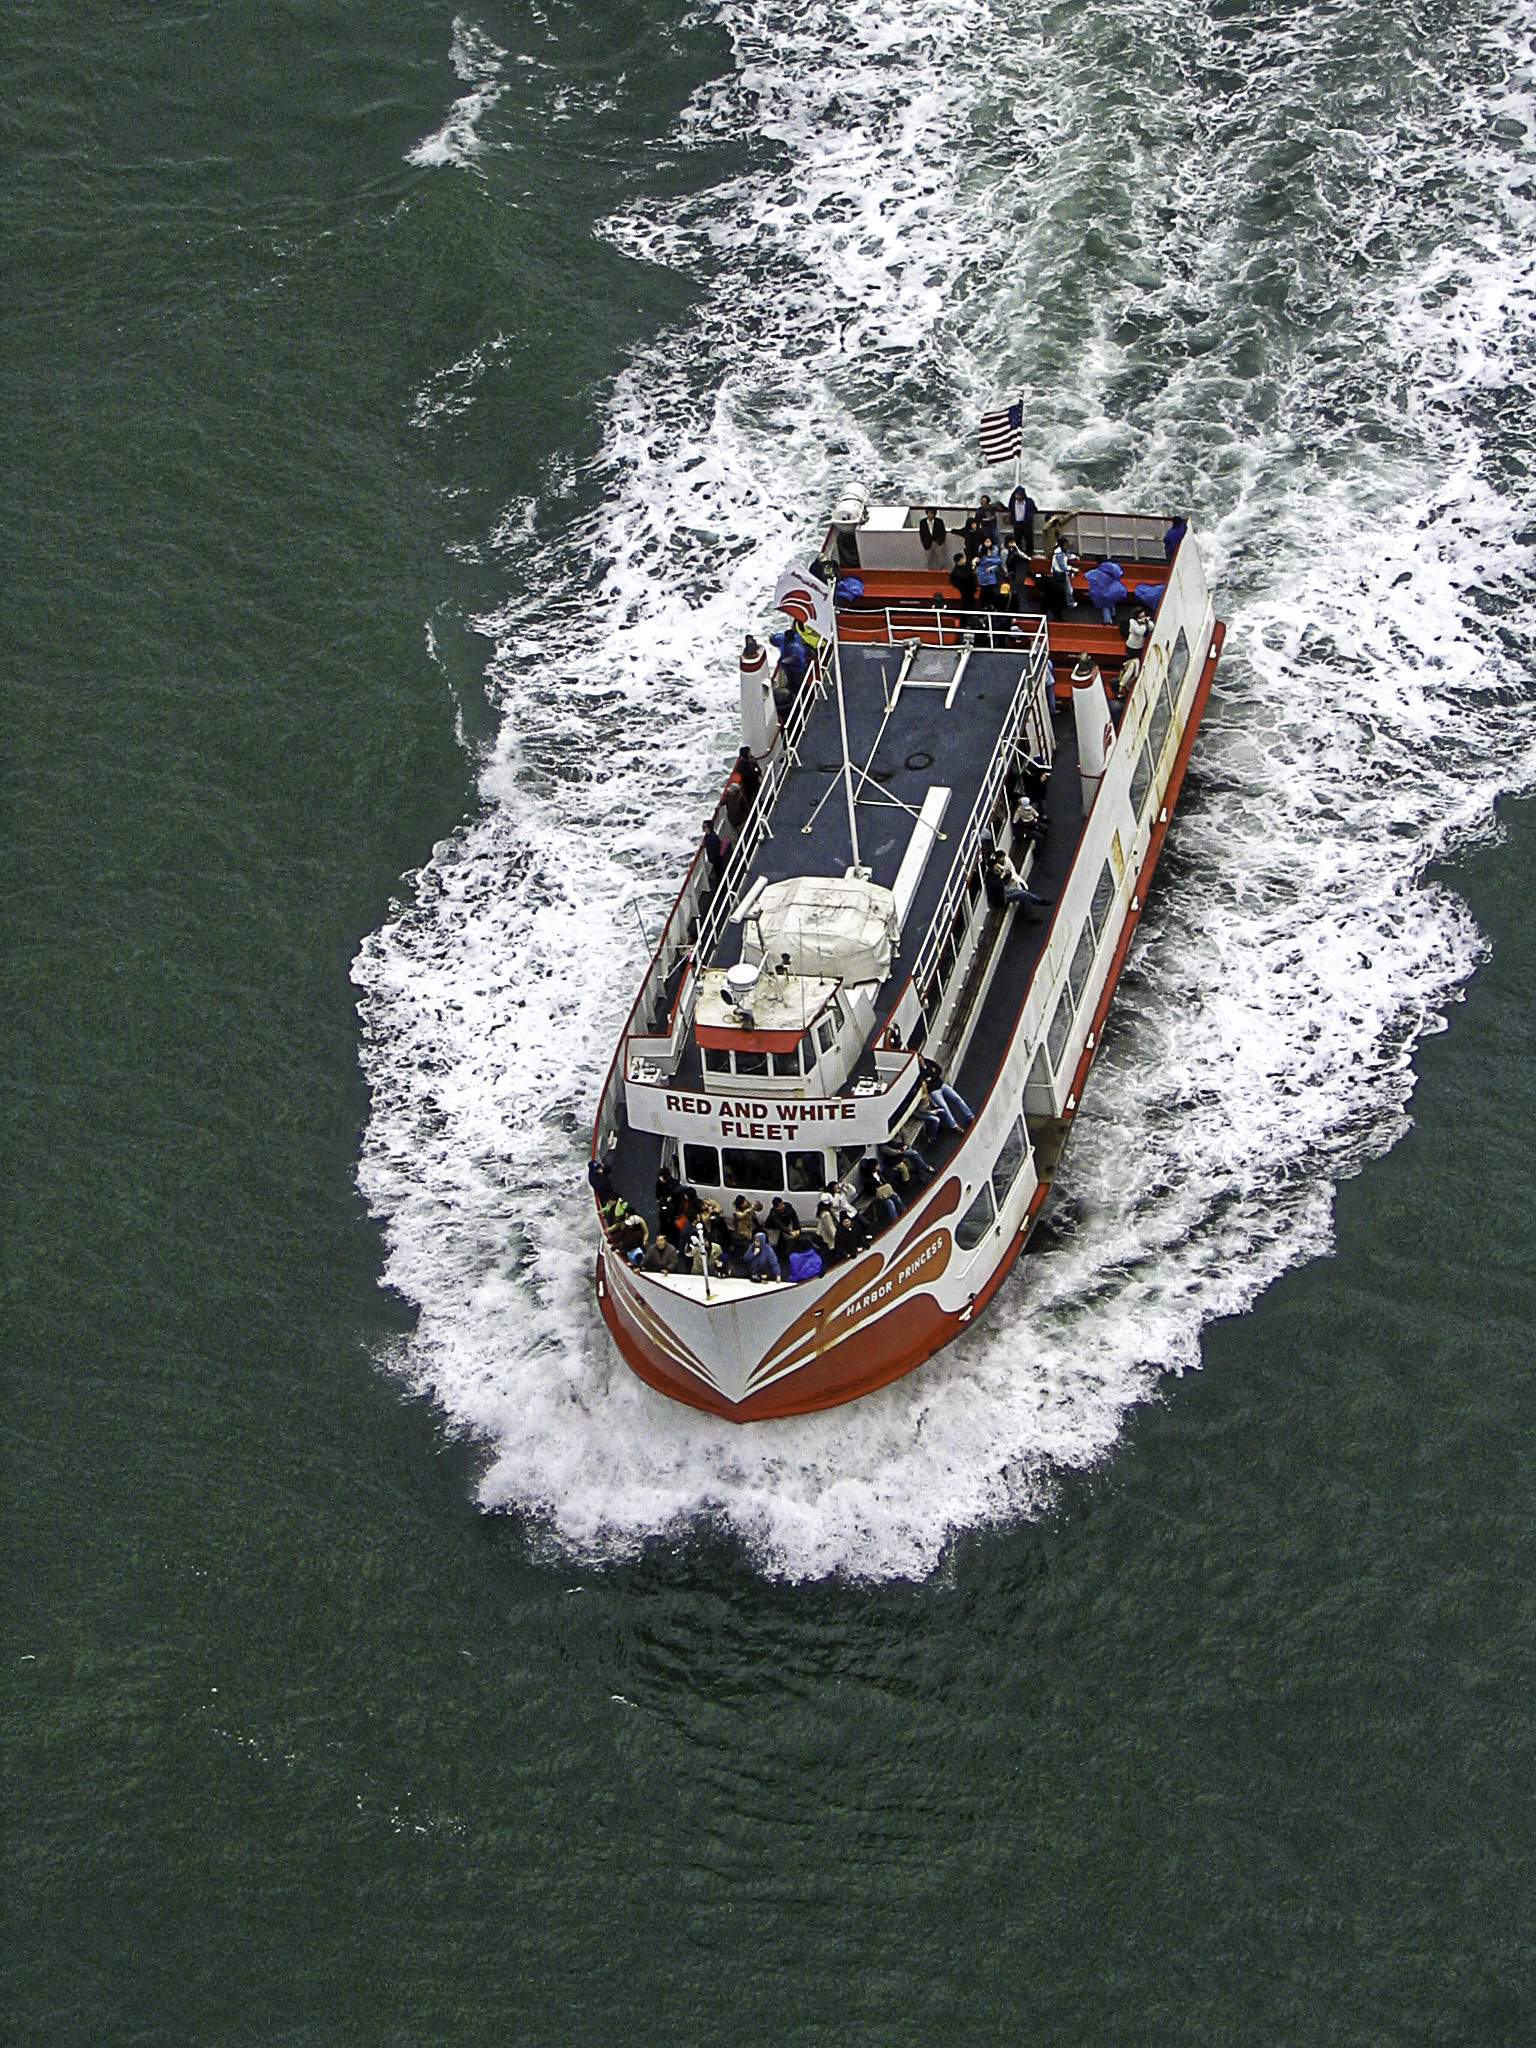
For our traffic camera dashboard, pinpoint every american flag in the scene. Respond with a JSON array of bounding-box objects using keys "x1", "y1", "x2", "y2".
[{"x1": 979, "y1": 401, "x2": 1022, "y2": 464}]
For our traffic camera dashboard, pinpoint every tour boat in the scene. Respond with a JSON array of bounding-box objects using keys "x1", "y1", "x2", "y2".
[{"x1": 591, "y1": 490, "x2": 1224, "y2": 1419}]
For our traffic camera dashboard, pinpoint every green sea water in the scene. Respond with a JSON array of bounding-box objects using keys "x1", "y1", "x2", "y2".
[{"x1": 6, "y1": 1, "x2": 1536, "y2": 2040}]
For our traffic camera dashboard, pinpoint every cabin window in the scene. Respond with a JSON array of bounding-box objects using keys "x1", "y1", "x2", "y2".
[
  {"x1": 721, "y1": 1148, "x2": 784, "y2": 1192},
  {"x1": 1067, "y1": 923, "x2": 1096, "y2": 1009},
  {"x1": 704, "y1": 1046, "x2": 731, "y2": 1074},
  {"x1": 991, "y1": 1116, "x2": 1029, "y2": 1207},
  {"x1": 836, "y1": 1146, "x2": 864, "y2": 1182},
  {"x1": 1046, "y1": 986, "x2": 1074, "y2": 1071},
  {"x1": 1147, "y1": 686, "x2": 1172, "y2": 769},
  {"x1": 1167, "y1": 626, "x2": 1190, "y2": 700},
  {"x1": 1024, "y1": 1044, "x2": 1052, "y2": 1111},
  {"x1": 771, "y1": 1044, "x2": 802, "y2": 1078},
  {"x1": 1089, "y1": 860, "x2": 1116, "y2": 942},
  {"x1": 735, "y1": 1048, "x2": 769, "y2": 1077},
  {"x1": 683, "y1": 1144, "x2": 719, "y2": 1185},
  {"x1": 816, "y1": 1016, "x2": 838, "y2": 1058},
  {"x1": 1129, "y1": 742, "x2": 1153, "y2": 819},
  {"x1": 786, "y1": 1150, "x2": 825, "y2": 1193},
  {"x1": 955, "y1": 1181, "x2": 996, "y2": 1252}
]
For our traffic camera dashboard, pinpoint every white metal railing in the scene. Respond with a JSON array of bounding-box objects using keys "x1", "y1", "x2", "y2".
[
  {"x1": 612, "y1": 649, "x2": 833, "y2": 1093},
  {"x1": 867, "y1": 604, "x2": 1044, "y2": 652},
  {"x1": 906, "y1": 628, "x2": 1051, "y2": 1030}
]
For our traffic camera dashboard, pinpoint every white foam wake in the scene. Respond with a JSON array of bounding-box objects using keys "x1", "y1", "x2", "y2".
[{"x1": 357, "y1": 0, "x2": 1536, "y2": 1579}]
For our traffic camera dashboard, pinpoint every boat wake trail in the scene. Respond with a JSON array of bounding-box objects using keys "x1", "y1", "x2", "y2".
[{"x1": 355, "y1": 0, "x2": 1536, "y2": 1579}]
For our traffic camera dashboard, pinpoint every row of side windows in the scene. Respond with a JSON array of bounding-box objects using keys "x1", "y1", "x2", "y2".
[
  {"x1": 954, "y1": 1111, "x2": 1032, "y2": 1252},
  {"x1": 1129, "y1": 625, "x2": 1190, "y2": 820},
  {"x1": 1043, "y1": 856, "x2": 1120, "y2": 1075}
]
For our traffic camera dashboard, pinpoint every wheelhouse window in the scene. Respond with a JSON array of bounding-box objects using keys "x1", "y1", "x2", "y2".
[
  {"x1": 816, "y1": 1016, "x2": 838, "y2": 1057},
  {"x1": 771, "y1": 1044, "x2": 802, "y2": 1078},
  {"x1": 735, "y1": 1049, "x2": 769, "y2": 1077},
  {"x1": 721, "y1": 1148, "x2": 784, "y2": 1192},
  {"x1": 703, "y1": 1046, "x2": 731, "y2": 1074}
]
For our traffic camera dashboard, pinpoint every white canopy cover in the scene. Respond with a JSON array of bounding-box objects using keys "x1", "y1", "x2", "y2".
[{"x1": 744, "y1": 876, "x2": 899, "y2": 985}]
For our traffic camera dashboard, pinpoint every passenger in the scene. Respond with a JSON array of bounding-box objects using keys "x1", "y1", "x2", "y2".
[
  {"x1": 1003, "y1": 542, "x2": 1030, "y2": 613},
  {"x1": 765, "y1": 1196, "x2": 799, "y2": 1247},
  {"x1": 1085, "y1": 558, "x2": 1129, "y2": 624},
  {"x1": 723, "y1": 779, "x2": 747, "y2": 834},
  {"x1": 986, "y1": 848, "x2": 1049, "y2": 910},
  {"x1": 1116, "y1": 655, "x2": 1142, "y2": 703},
  {"x1": 918, "y1": 507, "x2": 947, "y2": 554},
  {"x1": 834, "y1": 1210, "x2": 869, "y2": 1261},
  {"x1": 1163, "y1": 515, "x2": 1188, "y2": 562},
  {"x1": 919, "y1": 1056, "x2": 975, "y2": 1129},
  {"x1": 701, "y1": 819, "x2": 727, "y2": 879},
  {"x1": 730, "y1": 1195, "x2": 763, "y2": 1246},
  {"x1": 735, "y1": 746, "x2": 762, "y2": 804},
  {"x1": 960, "y1": 511, "x2": 981, "y2": 560},
  {"x1": 612, "y1": 1215, "x2": 648, "y2": 1258},
  {"x1": 641, "y1": 1235, "x2": 681, "y2": 1274},
  {"x1": 948, "y1": 551, "x2": 979, "y2": 611},
  {"x1": 879, "y1": 1141, "x2": 930, "y2": 1195},
  {"x1": 1020, "y1": 754, "x2": 1050, "y2": 806},
  {"x1": 814, "y1": 1198, "x2": 840, "y2": 1262},
  {"x1": 1050, "y1": 538, "x2": 1075, "y2": 619},
  {"x1": 743, "y1": 1231, "x2": 781, "y2": 1283},
  {"x1": 975, "y1": 539, "x2": 1004, "y2": 609},
  {"x1": 859, "y1": 1157, "x2": 903, "y2": 1224},
  {"x1": 600, "y1": 1192, "x2": 631, "y2": 1232},
  {"x1": 587, "y1": 1156, "x2": 616, "y2": 1202},
  {"x1": 1125, "y1": 605, "x2": 1152, "y2": 657},
  {"x1": 787, "y1": 1244, "x2": 824, "y2": 1282},
  {"x1": 975, "y1": 494, "x2": 1000, "y2": 544},
  {"x1": 1011, "y1": 792, "x2": 1047, "y2": 853},
  {"x1": 770, "y1": 621, "x2": 811, "y2": 691},
  {"x1": 1007, "y1": 484, "x2": 1037, "y2": 553},
  {"x1": 688, "y1": 1230, "x2": 725, "y2": 1279},
  {"x1": 913, "y1": 1078, "x2": 947, "y2": 1143}
]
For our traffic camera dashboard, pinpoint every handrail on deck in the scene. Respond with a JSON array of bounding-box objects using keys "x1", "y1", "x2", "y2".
[{"x1": 906, "y1": 627, "x2": 1051, "y2": 1029}]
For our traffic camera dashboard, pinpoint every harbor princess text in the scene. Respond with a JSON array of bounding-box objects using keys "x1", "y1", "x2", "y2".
[{"x1": 664, "y1": 1092, "x2": 859, "y2": 1142}]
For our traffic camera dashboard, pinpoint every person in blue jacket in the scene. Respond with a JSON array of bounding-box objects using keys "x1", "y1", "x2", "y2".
[
  {"x1": 1085, "y1": 559, "x2": 1129, "y2": 623},
  {"x1": 1163, "y1": 516, "x2": 1188, "y2": 561},
  {"x1": 975, "y1": 538, "x2": 1004, "y2": 608},
  {"x1": 771, "y1": 621, "x2": 810, "y2": 691}
]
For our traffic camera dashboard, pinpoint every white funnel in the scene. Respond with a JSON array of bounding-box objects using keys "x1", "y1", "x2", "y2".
[{"x1": 1071, "y1": 659, "x2": 1114, "y2": 816}]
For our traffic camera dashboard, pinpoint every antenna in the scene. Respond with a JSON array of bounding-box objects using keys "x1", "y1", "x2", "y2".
[{"x1": 830, "y1": 611, "x2": 863, "y2": 875}]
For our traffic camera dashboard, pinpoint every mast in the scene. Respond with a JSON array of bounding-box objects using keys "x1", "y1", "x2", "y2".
[{"x1": 831, "y1": 620, "x2": 863, "y2": 874}]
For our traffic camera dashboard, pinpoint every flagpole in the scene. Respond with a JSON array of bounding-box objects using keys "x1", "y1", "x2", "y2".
[{"x1": 831, "y1": 608, "x2": 863, "y2": 875}]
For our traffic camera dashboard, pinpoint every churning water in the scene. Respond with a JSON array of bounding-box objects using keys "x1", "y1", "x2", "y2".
[{"x1": 354, "y1": 0, "x2": 1536, "y2": 1578}]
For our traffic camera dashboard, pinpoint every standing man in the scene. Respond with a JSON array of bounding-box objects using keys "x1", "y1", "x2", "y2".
[{"x1": 1007, "y1": 483, "x2": 1037, "y2": 554}]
